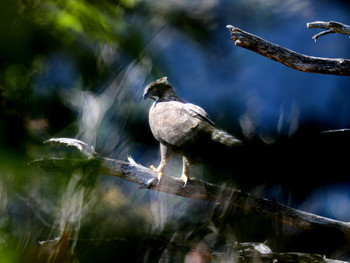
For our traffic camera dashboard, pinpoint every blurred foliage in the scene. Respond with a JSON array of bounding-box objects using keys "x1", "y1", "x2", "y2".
[{"x1": 1, "y1": 0, "x2": 350, "y2": 262}]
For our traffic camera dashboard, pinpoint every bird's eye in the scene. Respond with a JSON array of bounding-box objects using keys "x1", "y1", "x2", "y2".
[{"x1": 152, "y1": 88, "x2": 157, "y2": 92}]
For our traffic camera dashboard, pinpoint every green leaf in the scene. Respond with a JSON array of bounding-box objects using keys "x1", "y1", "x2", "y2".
[{"x1": 56, "y1": 11, "x2": 83, "y2": 33}]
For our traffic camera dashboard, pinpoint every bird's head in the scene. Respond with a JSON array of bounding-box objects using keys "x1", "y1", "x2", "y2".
[{"x1": 143, "y1": 77, "x2": 173, "y2": 101}]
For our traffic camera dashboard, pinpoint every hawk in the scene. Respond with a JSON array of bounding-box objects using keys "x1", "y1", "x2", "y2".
[{"x1": 143, "y1": 77, "x2": 242, "y2": 186}]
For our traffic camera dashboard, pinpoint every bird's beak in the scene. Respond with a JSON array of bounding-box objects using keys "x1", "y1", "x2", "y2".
[{"x1": 143, "y1": 92, "x2": 149, "y2": 100}]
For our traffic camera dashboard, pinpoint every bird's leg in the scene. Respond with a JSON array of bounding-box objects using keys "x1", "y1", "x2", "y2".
[
  {"x1": 150, "y1": 143, "x2": 172, "y2": 184},
  {"x1": 180, "y1": 156, "x2": 191, "y2": 187}
]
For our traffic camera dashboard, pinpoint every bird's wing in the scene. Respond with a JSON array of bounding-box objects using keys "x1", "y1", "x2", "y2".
[
  {"x1": 185, "y1": 103, "x2": 215, "y2": 126},
  {"x1": 149, "y1": 101, "x2": 212, "y2": 147},
  {"x1": 186, "y1": 103, "x2": 241, "y2": 146}
]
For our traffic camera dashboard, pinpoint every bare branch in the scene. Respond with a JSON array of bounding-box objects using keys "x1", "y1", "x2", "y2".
[
  {"x1": 233, "y1": 242, "x2": 349, "y2": 263},
  {"x1": 44, "y1": 138, "x2": 97, "y2": 157},
  {"x1": 322, "y1": 128, "x2": 350, "y2": 134},
  {"x1": 31, "y1": 138, "x2": 350, "y2": 243},
  {"x1": 307, "y1": 21, "x2": 350, "y2": 41},
  {"x1": 226, "y1": 25, "x2": 350, "y2": 76}
]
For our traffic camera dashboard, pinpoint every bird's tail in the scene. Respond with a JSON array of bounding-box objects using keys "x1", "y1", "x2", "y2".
[{"x1": 211, "y1": 129, "x2": 242, "y2": 147}]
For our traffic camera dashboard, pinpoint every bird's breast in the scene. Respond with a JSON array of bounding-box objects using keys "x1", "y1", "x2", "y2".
[{"x1": 148, "y1": 101, "x2": 202, "y2": 147}]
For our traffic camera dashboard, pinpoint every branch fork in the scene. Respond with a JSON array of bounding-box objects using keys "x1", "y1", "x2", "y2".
[{"x1": 307, "y1": 21, "x2": 350, "y2": 41}]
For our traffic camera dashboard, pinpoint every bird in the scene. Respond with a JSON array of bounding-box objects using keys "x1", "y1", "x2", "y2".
[{"x1": 143, "y1": 77, "x2": 242, "y2": 186}]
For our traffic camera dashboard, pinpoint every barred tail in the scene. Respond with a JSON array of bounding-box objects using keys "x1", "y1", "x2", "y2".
[{"x1": 211, "y1": 129, "x2": 242, "y2": 147}]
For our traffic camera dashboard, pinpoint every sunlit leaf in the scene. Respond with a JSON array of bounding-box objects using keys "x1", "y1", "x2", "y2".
[{"x1": 56, "y1": 10, "x2": 83, "y2": 33}]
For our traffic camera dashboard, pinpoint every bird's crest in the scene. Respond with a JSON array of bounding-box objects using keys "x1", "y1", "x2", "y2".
[{"x1": 157, "y1": 76, "x2": 168, "y2": 85}]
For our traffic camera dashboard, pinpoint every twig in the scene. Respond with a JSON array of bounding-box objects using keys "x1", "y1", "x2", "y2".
[
  {"x1": 307, "y1": 21, "x2": 350, "y2": 41},
  {"x1": 322, "y1": 128, "x2": 350, "y2": 134},
  {"x1": 30, "y1": 138, "x2": 350, "y2": 243},
  {"x1": 226, "y1": 25, "x2": 350, "y2": 76}
]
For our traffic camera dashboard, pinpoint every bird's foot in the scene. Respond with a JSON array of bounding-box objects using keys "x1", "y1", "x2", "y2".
[
  {"x1": 150, "y1": 165, "x2": 163, "y2": 185},
  {"x1": 180, "y1": 174, "x2": 189, "y2": 187}
]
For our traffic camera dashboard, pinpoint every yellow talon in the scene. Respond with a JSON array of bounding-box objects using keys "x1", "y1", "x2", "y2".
[
  {"x1": 150, "y1": 165, "x2": 163, "y2": 182},
  {"x1": 180, "y1": 174, "x2": 189, "y2": 187}
]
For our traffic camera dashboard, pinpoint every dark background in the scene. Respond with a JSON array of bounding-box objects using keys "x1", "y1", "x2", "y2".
[{"x1": 1, "y1": 0, "x2": 350, "y2": 262}]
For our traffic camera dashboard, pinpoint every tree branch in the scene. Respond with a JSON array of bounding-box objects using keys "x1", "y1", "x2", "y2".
[
  {"x1": 31, "y1": 138, "x2": 350, "y2": 244},
  {"x1": 226, "y1": 25, "x2": 350, "y2": 76},
  {"x1": 307, "y1": 21, "x2": 350, "y2": 41},
  {"x1": 232, "y1": 242, "x2": 349, "y2": 263}
]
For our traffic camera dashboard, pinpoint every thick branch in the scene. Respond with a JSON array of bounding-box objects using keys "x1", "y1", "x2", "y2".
[
  {"x1": 226, "y1": 25, "x2": 350, "y2": 76},
  {"x1": 307, "y1": 21, "x2": 350, "y2": 41},
  {"x1": 31, "y1": 138, "x2": 350, "y2": 243}
]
